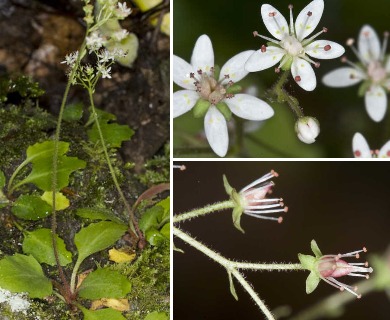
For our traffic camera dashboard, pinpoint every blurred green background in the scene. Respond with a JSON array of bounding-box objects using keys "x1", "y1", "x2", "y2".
[
  {"x1": 173, "y1": 161, "x2": 390, "y2": 319},
  {"x1": 173, "y1": 0, "x2": 390, "y2": 157}
]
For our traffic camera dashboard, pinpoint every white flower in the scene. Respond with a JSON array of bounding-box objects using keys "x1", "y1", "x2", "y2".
[
  {"x1": 61, "y1": 51, "x2": 79, "y2": 66},
  {"x1": 117, "y1": 2, "x2": 132, "y2": 18},
  {"x1": 295, "y1": 116, "x2": 320, "y2": 144},
  {"x1": 113, "y1": 29, "x2": 129, "y2": 41},
  {"x1": 173, "y1": 35, "x2": 274, "y2": 157},
  {"x1": 352, "y1": 132, "x2": 390, "y2": 158},
  {"x1": 323, "y1": 25, "x2": 390, "y2": 122},
  {"x1": 86, "y1": 31, "x2": 106, "y2": 52},
  {"x1": 97, "y1": 49, "x2": 115, "y2": 63},
  {"x1": 245, "y1": 0, "x2": 345, "y2": 91},
  {"x1": 97, "y1": 64, "x2": 112, "y2": 78}
]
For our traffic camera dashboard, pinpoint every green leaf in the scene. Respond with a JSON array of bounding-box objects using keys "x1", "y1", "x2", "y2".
[
  {"x1": 75, "y1": 221, "x2": 127, "y2": 264},
  {"x1": 86, "y1": 108, "x2": 117, "y2": 126},
  {"x1": 88, "y1": 122, "x2": 134, "y2": 148},
  {"x1": 63, "y1": 102, "x2": 83, "y2": 122},
  {"x1": 22, "y1": 228, "x2": 72, "y2": 266},
  {"x1": 298, "y1": 253, "x2": 316, "y2": 271},
  {"x1": 80, "y1": 307, "x2": 126, "y2": 320},
  {"x1": 11, "y1": 194, "x2": 51, "y2": 220},
  {"x1": 160, "y1": 223, "x2": 169, "y2": 239},
  {"x1": 310, "y1": 239, "x2": 322, "y2": 258},
  {"x1": 0, "y1": 254, "x2": 52, "y2": 298},
  {"x1": 232, "y1": 206, "x2": 244, "y2": 234},
  {"x1": 26, "y1": 141, "x2": 69, "y2": 164},
  {"x1": 139, "y1": 197, "x2": 170, "y2": 233},
  {"x1": 78, "y1": 268, "x2": 131, "y2": 299},
  {"x1": 144, "y1": 311, "x2": 169, "y2": 320},
  {"x1": 145, "y1": 228, "x2": 167, "y2": 246},
  {"x1": 21, "y1": 155, "x2": 86, "y2": 191},
  {"x1": 306, "y1": 271, "x2": 321, "y2": 294},
  {"x1": 76, "y1": 208, "x2": 125, "y2": 224},
  {"x1": 227, "y1": 270, "x2": 238, "y2": 301}
]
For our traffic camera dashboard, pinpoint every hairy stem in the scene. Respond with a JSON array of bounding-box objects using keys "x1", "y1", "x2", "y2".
[
  {"x1": 173, "y1": 226, "x2": 304, "y2": 320},
  {"x1": 87, "y1": 89, "x2": 144, "y2": 247},
  {"x1": 173, "y1": 200, "x2": 235, "y2": 223},
  {"x1": 51, "y1": 39, "x2": 87, "y2": 299}
]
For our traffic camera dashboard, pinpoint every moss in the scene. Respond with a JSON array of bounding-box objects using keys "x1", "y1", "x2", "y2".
[
  {"x1": 137, "y1": 144, "x2": 170, "y2": 186},
  {"x1": 110, "y1": 242, "x2": 170, "y2": 320}
]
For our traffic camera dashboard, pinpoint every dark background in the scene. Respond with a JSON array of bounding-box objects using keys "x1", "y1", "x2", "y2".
[
  {"x1": 173, "y1": 161, "x2": 390, "y2": 319},
  {"x1": 173, "y1": 0, "x2": 390, "y2": 157}
]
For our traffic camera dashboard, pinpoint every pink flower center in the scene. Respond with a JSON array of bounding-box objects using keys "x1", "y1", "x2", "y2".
[{"x1": 367, "y1": 61, "x2": 387, "y2": 83}]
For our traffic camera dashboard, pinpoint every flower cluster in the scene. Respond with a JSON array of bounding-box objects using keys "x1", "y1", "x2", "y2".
[
  {"x1": 246, "y1": 0, "x2": 344, "y2": 91},
  {"x1": 223, "y1": 170, "x2": 287, "y2": 233},
  {"x1": 299, "y1": 240, "x2": 373, "y2": 298},
  {"x1": 173, "y1": 0, "x2": 346, "y2": 156},
  {"x1": 323, "y1": 25, "x2": 390, "y2": 122}
]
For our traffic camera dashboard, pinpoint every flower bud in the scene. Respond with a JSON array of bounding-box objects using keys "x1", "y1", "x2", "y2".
[{"x1": 295, "y1": 116, "x2": 320, "y2": 144}]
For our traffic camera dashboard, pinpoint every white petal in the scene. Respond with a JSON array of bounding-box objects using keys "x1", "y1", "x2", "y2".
[
  {"x1": 173, "y1": 55, "x2": 196, "y2": 90},
  {"x1": 219, "y1": 50, "x2": 255, "y2": 84},
  {"x1": 322, "y1": 67, "x2": 364, "y2": 87},
  {"x1": 204, "y1": 106, "x2": 229, "y2": 157},
  {"x1": 365, "y1": 85, "x2": 387, "y2": 122},
  {"x1": 295, "y1": 0, "x2": 324, "y2": 41},
  {"x1": 173, "y1": 90, "x2": 199, "y2": 118},
  {"x1": 225, "y1": 94, "x2": 274, "y2": 120},
  {"x1": 261, "y1": 4, "x2": 289, "y2": 40},
  {"x1": 291, "y1": 57, "x2": 316, "y2": 91},
  {"x1": 191, "y1": 34, "x2": 214, "y2": 73},
  {"x1": 245, "y1": 47, "x2": 284, "y2": 72},
  {"x1": 358, "y1": 25, "x2": 381, "y2": 64},
  {"x1": 305, "y1": 40, "x2": 345, "y2": 59},
  {"x1": 378, "y1": 140, "x2": 390, "y2": 158},
  {"x1": 352, "y1": 133, "x2": 372, "y2": 158}
]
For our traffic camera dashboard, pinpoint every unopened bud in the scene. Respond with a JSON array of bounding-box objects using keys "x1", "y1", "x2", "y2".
[{"x1": 295, "y1": 116, "x2": 320, "y2": 144}]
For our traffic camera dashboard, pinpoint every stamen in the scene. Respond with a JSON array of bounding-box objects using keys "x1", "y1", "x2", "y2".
[
  {"x1": 297, "y1": 10, "x2": 313, "y2": 40},
  {"x1": 275, "y1": 67, "x2": 281, "y2": 73},
  {"x1": 301, "y1": 27, "x2": 328, "y2": 46},
  {"x1": 277, "y1": 55, "x2": 291, "y2": 70},
  {"x1": 261, "y1": 45, "x2": 267, "y2": 53},
  {"x1": 346, "y1": 38, "x2": 365, "y2": 64},
  {"x1": 244, "y1": 208, "x2": 286, "y2": 215},
  {"x1": 288, "y1": 4, "x2": 295, "y2": 36},
  {"x1": 197, "y1": 69, "x2": 203, "y2": 75},
  {"x1": 340, "y1": 56, "x2": 366, "y2": 75},
  {"x1": 256, "y1": 33, "x2": 280, "y2": 45},
  {"x1": 173, "y1": 165, "x2": 186, "y2": 171},
  {"x1": 269, "y1": 11, "x2": 277, "y2": 17},
  {"x1": 243, "y1": 213, "x2": 282, "y2": 222},
  {"x1": 295, "y1": 75, "x2": 301, "y2": 82},
  {"x1": 240, "y1": 172, "x2": 275, "y2": 193}
]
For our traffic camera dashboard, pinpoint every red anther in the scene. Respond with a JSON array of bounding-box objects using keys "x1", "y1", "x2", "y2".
[
  {"x1": 275, "y1": 67, "x2": 281, "y2": 73},
  {"x1": 387, "y1": 150, "x2": 390, "y2": 157},
  {"x1": 365, "y1": 262, "x2": 369, "y2": 267},
  {"x1": 385, "y1": 31, "x2": 390, "y2": 37},
  {"x1": 355, "y1": 253, "x2": 360, "y2": 259},
  {"x1": 269, "y1": 11, "x2": 276, "y2": 17},
  {"x1": 307, "y1": 11, "x2": 312, "y2": 16},
  {"x1": 363, "y1": 247, "x2": 367, "y2": 253},
  {"x1": 224, "y1": 74, "x2": 230, "y2": 79},
  {"x1": 253, "y1": 30, "x2": 259, "y2": 37},
  {"x1": 324, "y1": 44, "x2": 332, "y2": 51},
  {"x1": 323, "y1": 27, "x2": 328, "y2": 33},
  {"x1": 190, "y1": 72, "x2": 195, "y2": 78},
  {"x1": 197, "y1": 69, "x2": 203, "y2": 75},
  {"x1": 228, "y1": 80, "x2": 234, "y2": 86},
  {"x1": 357, "y1": 294, "x2": 362, "y2": 299},
  {"x1": 365, "y1": 275, "x2": 370, "y2": 279},
  {"x1": 341, "y1": 56, "x2": 347, "y2": 63},
  {"x1": 288, "y1": 4, "x2": 293, "y2": 9},
  {"x1": 261, "y1": 45, "x2": 267, "y2": 52},
  {"x1": 354, "y1": 150, "x2": 361, "y2": 157},
  {"x1": 210, "y1": 66, "x2": 214, "y2": 73},
  {"x1": 271, "y1": 169, "x2": 279, "y2": 177},
  {"x1": 284, "y1": 206, "x2": 289, "y2": 213},
  {"x1": 278, "y1": 216, "x2": 283, "y2": 224},
  {"x1": 295, "y1": 75, "x2": 301, "y2": 82},
  {"x1": 314, "y1": 62, "x2": 320, "y2": 68},
  {"x1": 346, "y1": 38, "x2": 354, "y2": 46}
]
